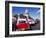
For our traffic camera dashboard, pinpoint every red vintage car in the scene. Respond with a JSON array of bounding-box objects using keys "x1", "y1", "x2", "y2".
[
  {"x1": 16, "y1": 19, "x2": 30, "y2": 31},
  {"x1": 16, "y1": 23, "x2": 29, "y2": 30}
]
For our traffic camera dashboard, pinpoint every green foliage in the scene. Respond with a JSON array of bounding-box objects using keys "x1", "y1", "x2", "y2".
[{"x1": 14, "y1": 14, "x2": 18, "y2": 19}]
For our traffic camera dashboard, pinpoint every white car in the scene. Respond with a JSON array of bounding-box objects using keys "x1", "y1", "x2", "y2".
[{"x1": 28, "y1": 19, "x2": 35, "y2": 24}]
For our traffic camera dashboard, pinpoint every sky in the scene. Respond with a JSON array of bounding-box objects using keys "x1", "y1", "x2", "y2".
[{"x1": 12, "y1": 7, "x2": 40, "y2": 20}]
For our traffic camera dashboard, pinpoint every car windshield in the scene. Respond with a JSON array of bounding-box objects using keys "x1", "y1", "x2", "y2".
[{"x1": 19, "y1": 21, "x2": 26, "y2": 23}]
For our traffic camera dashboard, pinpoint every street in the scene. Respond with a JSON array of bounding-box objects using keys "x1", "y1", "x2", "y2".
[{"x1": 32, "y1": 22, "x2": 40, "y2": 30}]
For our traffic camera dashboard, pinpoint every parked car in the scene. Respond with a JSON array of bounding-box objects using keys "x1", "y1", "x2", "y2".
[{"x1": 16, "y1": 18, "x2": 29, "y2": 31}]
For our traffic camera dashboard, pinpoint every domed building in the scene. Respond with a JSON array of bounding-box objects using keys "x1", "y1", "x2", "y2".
[{"x1": 23, "y1": 9, "x2": 29, "y2": 18}]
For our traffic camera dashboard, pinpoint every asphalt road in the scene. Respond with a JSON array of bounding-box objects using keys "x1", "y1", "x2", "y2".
[{"x1": 31, "y1": 22, "x2": 40, "y2": 30}]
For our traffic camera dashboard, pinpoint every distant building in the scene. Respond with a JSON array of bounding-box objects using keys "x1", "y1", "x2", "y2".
[{"x1": 23, "y1": 9, "x2": 29, "y2": 18}]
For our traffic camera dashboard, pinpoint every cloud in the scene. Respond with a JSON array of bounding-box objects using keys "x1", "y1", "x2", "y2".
[{"x1": 37, "y1": 10, "x2": 40, "y2": 14}]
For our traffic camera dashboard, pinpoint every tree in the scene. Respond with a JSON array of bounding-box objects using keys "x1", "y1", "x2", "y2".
[{"x1": 14, "y1": 14, "x2": 18, "y2": 19}]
